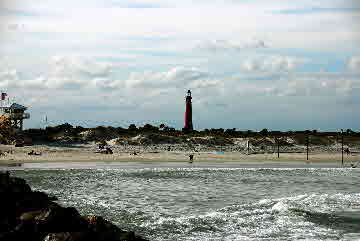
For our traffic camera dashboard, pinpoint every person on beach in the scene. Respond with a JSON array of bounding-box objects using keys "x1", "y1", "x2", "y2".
[
  {"x1": 189, "y1": 154, "x2": 194, "y2": 163},
  {"x1": 105, "y1": 147, "x2": 113, "y2": 154},
  {"x1": 98, "y1": 143, "x2": 105, "y2": 149},
  {"x1": 28, "y1": 150, "x2": 42, "y2": 156}
]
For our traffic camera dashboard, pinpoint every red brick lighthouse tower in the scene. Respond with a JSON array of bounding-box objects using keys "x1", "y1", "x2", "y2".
[{"x1": 183, "y1": 89, "x2": 193, "y2": 132}]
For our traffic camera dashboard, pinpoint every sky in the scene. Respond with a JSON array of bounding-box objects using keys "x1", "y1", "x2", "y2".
[{"x1": 0, "y1": 0, "x2": 359, "y2": 131}]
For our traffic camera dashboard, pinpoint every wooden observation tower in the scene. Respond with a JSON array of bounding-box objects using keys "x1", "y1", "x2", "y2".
[{"x1": 0, "y1": 93, "x2": 30, "y2": 132}]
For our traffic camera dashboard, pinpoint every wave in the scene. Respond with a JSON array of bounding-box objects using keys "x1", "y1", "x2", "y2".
[
  {"x1": 12, "y1": 168, "x2": 360, "y2": 241},
  {"x1": 136, "y1": 193, "x2": 360, "y2": 240},
  {"x1": 291, "y1": 208, "x2": 360, "y2": 233}
]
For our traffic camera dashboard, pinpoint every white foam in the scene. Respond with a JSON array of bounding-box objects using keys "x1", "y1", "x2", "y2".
[
  {"x1": 272, "y1": 201, "x2": 290, "y2": 212},
  {"x1": 258, "y1": 198, "x2": 272, "y2": 205}
]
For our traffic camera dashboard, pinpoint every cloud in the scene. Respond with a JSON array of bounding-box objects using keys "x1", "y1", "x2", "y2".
[
  {"x1": 92, "y1": 78, "x2": 124, "y2": 89},
  {"x1": 44, "y1": 56, "x2": 117, "y2": 89},
  {"x1": 0, "y1": 69, "x2": 19, "y2": 81},
  {"x1": 271, "y1": 72, "x2": 360, "y2": 97},
  {"x1": 0, "y1": 69, "x2": 24, "y2": 88},
  {"x1": 188, "y1": 79, "x2": 223, "y2": 89},
  {"x1": 51, "y1": 56, "x2": 113, "y2": 79},
  {"x1": 0, "y1": 57, "x2": 221, "y2": 92},
  {"x1": 228, "y1": 70, "x2": 360, "y2": 100},
  {"x1": 240, "y1": 56, "x2": 307, "y2": 72},
  {"x1": 1, "y1": 1, "x2": 358, "y2": 52},
  {"x1": 348, "y1": 56, "x2": 360, "y2": 72},
  {"x1": 0, "y1": 56, "x2": 118, "y2": 89},
  {"x1": 272, "y1": 7, "x2": 360, "y2": 15},
  {"x1": 196, "y1": 39, "x2": 267, "y2": 53},
  {"x1": 126, "y1": 66, "x2": 214, "y2": 89}
]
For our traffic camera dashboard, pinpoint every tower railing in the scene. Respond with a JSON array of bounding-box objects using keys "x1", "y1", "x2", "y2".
[{"x1": 1, "y1": 113, "x2": 30, "y2": 119}]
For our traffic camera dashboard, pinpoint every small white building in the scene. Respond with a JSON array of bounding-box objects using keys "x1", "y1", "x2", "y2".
[{"x1": 0, "y1": 103, "x2": 30, "y2": 131}]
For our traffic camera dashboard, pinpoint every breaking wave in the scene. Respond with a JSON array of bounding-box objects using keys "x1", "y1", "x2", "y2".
[{"x1": 11, "y1": 167, "x2": 360, "y2": 240}]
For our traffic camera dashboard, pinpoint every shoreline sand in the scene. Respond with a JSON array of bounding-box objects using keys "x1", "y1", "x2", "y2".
[{"x1": 0, "y1": 144, "x2": 358, "y2": 167}]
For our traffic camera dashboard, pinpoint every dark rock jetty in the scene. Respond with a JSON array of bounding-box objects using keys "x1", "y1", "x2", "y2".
[{"x1": 0, "y1": 171, "x2": 148, "y2": 241}]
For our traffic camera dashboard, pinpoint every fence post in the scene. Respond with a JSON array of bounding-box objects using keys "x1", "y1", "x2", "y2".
[
  {"x1": 341, "y1": 129, "x2": 344, "y2": 167},
  {"x1": 306, "y1": 135, "x2": 309, "y2": 161}
]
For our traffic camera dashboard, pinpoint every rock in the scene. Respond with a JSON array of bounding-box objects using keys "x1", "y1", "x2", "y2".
[
  {"x1": 85, "y1": 216, "x2": 116, "y2": 232},
  {"x1": 20, "y1": 210, "x2": 43, "y2": 221},
  {"x1": 0, "y1": 171, "x2": 149, "y2": 241},
  {"x1": 84, "y1": 216, "x2": 147, "y2": 241},
  {"x1": 43, "y1": 232, "x2": 88, "y2": 241},
  {"x1": 15, "y1": 192, "x2": 58, "y2": 216},
  {"x1": 32, "y1": 206, "x2": 88, "y2": 232},
  {"x1": 0, "y1": 173, "x2": 31, "y2": 194}
]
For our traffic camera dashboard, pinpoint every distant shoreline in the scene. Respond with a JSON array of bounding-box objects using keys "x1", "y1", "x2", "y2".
[{"x1": 0, "y1": 143, "x2": 358, "y2": 167}]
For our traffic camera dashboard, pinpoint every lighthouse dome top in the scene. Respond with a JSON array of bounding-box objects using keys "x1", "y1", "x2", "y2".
[{"x1": 187, "y1": 90, "x2": 191, "y2": 96}]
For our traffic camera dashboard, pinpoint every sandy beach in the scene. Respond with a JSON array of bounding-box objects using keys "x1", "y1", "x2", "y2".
[{"x1": 0, "y1": 143, "x2": 358, "y2": 166}]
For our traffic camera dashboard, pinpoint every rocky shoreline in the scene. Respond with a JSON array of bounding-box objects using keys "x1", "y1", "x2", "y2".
[{"x1": 0, "y1": 171, "x2": 148, "y2": 241}]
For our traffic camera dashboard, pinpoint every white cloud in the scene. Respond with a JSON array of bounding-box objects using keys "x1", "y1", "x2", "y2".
[
  {"x1": 348, "y1": 56, "x2": 360, "y2": 72},
  {"x1": 2, "y1": 0, "x2": 354, "y2": 13},
  {"x1": 0, "y1": 58, "x2": 222, "y2": 92},
  {"x1": 0, "y1": 69, "x2": 19, "y2": 80},
  {"x1": 240, "y1": 56, "x2": 306, "y2": 72},
  {"x1": 126, "y1": 66, "x2": 213, "y2": 89},
  {"x1": 227, "y1": 71, "x2": 360, "y2": 99},
  {"x1": 0, "y1": 56, "x2": 118, "y2": 89},
  {"x1": 274, "y1": 72, "x2": 360, "y2": 97},
  {"x1": 189, "y1": 79, "x2": 223, "y2": 89},
  {"x1": 50, "y1": 56, "x2": 113, "y2": 79},
  {"x1": 196, "y1": 39, "x2": 267, "y2": 52},
  {"x1": 93, "y1": 78, "x2": 124, "y2": 89},
  {"x1": 1, "y1": 1, "x2": 358, "y2": 52},
  {"x1": 43, "y1": 56, "x2": 116, "y2": 89},
  {"x1": 0, "y1": 69, "x2": 20, "y2": 88}
]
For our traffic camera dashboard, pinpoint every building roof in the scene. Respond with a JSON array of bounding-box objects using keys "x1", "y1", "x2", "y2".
[
  {"x1": 0, "y1": 103, "x2": 27, "y2": 110},
  {"x1": 10, "y1": 103, "x2": 27, "y2": 110}
]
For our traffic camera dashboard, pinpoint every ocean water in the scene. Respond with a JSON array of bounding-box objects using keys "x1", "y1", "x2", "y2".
[{"x1": 9, "y1": 165, "x2": 360, "y2": 241}]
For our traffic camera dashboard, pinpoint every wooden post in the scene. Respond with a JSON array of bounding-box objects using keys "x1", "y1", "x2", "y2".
[
  {"x1": 247, "y1": 139, "x2": 250, "y2": 155},
  {"x1": 277, "y1": 138, "x2": 280, "y2": 158},
  {"x1": 276, "y1": 136, "x2": 280, "y2": 158},
  {"x1": 341, "y1": 129, "x2": 344, "y2": 167},
  {"x1": 306, "y1": 135, "x2": 309, "y2": 161}
]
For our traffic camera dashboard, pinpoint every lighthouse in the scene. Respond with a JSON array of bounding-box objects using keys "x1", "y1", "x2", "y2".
[{"x1": 183, "y1": 90, "x2": 193, "y2": 132}]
